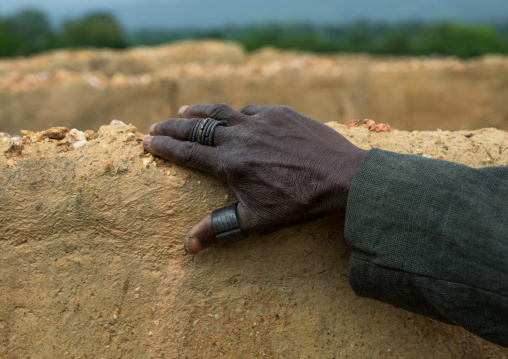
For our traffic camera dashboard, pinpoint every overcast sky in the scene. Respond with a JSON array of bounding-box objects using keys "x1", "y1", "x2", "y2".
[
  {"x1": 2, "y1": 0, "x2": 507, "y2": 31},
  {"x1": 0, "y1": 0, "x2": 170, "y2": 11},
  {"x1": 0, "y1": 0, "x2": 165, "y2": 14}
]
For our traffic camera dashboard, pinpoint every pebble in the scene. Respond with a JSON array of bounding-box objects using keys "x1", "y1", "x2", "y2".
[
  {"x1": 116, "y1": 164, "x2": 128, "y2": 173},
  {"x1": 110, "y1": 119, "x2": 127, "y2": 126},
  {"x1": 64, "y1": 129, "x2": 87, "y2": 148},
  {"x1": 464, "y1": 131, "x2": 474, "y2": 138},
  {"x1": 143, "y1": 155, "x2": 154, "y2": 167}
]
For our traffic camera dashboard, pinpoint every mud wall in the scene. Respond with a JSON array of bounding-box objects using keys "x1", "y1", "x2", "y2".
[
  {"x1": 1, "y1": 123, "x2": 507, "y2": 358},
  {"x1": 0, "y1": 41, "x2": 507, "y2": 134}
]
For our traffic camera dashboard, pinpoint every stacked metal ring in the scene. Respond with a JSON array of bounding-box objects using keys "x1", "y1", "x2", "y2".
[
  {"x1": 191, "y1": 118, "x2": 223, "y2": 146},
  {"x1": 211, "y1": 203, "x2": 248, "y2": 245}
]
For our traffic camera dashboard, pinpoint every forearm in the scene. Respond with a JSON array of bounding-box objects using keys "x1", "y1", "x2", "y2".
[{"x1": 344, "y1": 148, "x2": 508, "y2": 347}]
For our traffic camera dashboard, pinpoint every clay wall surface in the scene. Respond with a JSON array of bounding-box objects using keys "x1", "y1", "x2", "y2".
[
  {"x1": 1, "y1": 123, "x2": 507, "y2": 358},
  {"x1": 0, "y1": 41, "x2": 507, "y2": 135}
]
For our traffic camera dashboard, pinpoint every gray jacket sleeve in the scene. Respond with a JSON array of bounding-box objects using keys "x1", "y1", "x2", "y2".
[{"x1": 344, "y1": 148, "x2": 508, "y2": 347}]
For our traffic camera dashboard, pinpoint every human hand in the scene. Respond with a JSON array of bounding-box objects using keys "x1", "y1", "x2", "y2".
[{"x1": 144, "y1": 104, "x2": 366, "y2": 253}]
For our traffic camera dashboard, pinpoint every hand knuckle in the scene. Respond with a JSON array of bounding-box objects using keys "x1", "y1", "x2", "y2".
[
  {"x1": 278, "y1": 105, "x2": 293, "y2": 114},
  {"x1": 211, "y1": 103, "x2": 229, "y2": 118}
]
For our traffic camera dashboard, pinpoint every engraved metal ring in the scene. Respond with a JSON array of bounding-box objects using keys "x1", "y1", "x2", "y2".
[
  {"x1": 191, "y1": 118, "x2": 223, "y2": 146},
  {"x1": 211, "y1": 203, "x2": 248, "y2": 245}
]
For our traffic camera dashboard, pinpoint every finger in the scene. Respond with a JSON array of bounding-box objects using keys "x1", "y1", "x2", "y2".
[
  {"x1": 179, "y1": 103, "x2": 243, "y2": 125},
  {"x1": 150, "y1": 118, "x2": 229, "y2": 146},
  {"x1": 144, "y1": 135, "x2": 221, "y2": 175},
  {"x1": 237, "y1": 104, "x2": 267, "y2": 116},
  {"x1": 184, "y1": 202, "x2": 257, "y2": 254},
  {"x1": 149, "y1": 118, "x2": 199, "y2": 140},
  {"x1": 184, "y1": 216, "x2": 217, "y2": 254}
]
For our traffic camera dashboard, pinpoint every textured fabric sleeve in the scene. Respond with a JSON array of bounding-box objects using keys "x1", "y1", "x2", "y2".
[{"x1": 344, "y1": 148, "x2": 508, "y2": 347}]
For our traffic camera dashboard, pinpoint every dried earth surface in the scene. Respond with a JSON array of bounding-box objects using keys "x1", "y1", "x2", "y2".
[
  {"x1": 0, "y1": 41, "x2": 508, "y2": 134},
  {"x1": 1, "y1": 122, "x2": 507, "y2": 358}
]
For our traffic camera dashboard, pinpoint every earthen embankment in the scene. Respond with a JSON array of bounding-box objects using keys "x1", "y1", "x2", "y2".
[
  {"x1": 0, "y1": 41, "x2": 507, "y2": 134},
  {"x1": 1, "y1": 122, "x2": 507, "y2": 358}
]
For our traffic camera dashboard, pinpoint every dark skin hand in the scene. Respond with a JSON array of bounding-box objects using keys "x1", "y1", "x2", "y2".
[{"x1": 144, "y1": 104, "x2": 367, "y2": 254}]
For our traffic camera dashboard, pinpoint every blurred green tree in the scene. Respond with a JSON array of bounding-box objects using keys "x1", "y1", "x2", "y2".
[
  {"x1": 61, "y1": 12, "x2": 126, "y2": 49},
  {"x1": 12, "y1": 9, "x2": 55, "y2": 54},
  {"x1": 0, "y1": 9, "x2": 54, "y2": 57},
  {"x1": 0, "y1": 18, "x2": 19, "y2": 57},
  {"x1": 1, "y1": 7, "x2": 508, "y2": 59},
  {"x1": 412, "y1": 23, "x2": 507, "y2": 57},
  {"x1": 338, "y1": 21, "x2": 376, "y2": 52},
  {"x1": 239, "y1": 26, "x2": 281, "y2": 51},
  {"x1": 378, "y1": 29, "x2": 411, "y2": 54}
]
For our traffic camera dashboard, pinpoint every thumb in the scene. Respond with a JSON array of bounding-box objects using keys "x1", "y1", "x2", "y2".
[
  {"x1": 184, "y1": 216, "x2": 217, "y2": 254},
  {"x1": 184, "y1": 203, "x2": 250, "y2": 254}
]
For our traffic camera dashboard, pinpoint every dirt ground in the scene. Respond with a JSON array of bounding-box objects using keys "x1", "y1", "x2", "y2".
[
  {"x1": 1, "y1": 122, "x2": 507, "y2": 358},
  {"x1": 0, "y1": 41, "x2": 507, "y2": 134}
]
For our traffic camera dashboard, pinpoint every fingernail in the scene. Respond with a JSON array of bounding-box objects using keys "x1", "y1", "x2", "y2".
[
  {"x1": 149, "y1": 124, "x2": 156, "y2": 134},
  {"x1": 143, "y1": 136, "x2": 153, "y2": 147},
  {"x1": 184, "y1": 235, "x2": 202, "y2": 254},
  {"x1": 178, "y1": 105, "x2": 189, "y2": 116}
]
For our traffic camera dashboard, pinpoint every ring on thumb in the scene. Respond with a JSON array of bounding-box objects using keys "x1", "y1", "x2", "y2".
[{"x1": 184, "y1": 203, "x2": 248, "y2": 254}]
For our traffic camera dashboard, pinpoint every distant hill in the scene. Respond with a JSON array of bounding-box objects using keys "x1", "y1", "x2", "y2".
[{"x1": 4, "y1": 0, "x2": 508, "y2": 31}]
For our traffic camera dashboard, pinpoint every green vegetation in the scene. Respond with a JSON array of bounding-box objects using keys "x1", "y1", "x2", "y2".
[
  {"x1": 1, "y1": 8, "x2": 508, "y2": 58},
  {"x1": 0, "y1": 9, "x2": 126, "y2": 57},
  {"x1": 61, "y1": 12, "x2": 126, "y2": 49},
  {"x1": 0, "y1": 9, "x2": 55, "y2": 57},
  {"x1": 204, "y1": 22, "x2": 508, "y2": 58}
]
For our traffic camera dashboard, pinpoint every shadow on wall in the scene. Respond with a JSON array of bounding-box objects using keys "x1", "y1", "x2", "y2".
[{"x1": 0, "y1": 41, "x2": 507, "y2": 134}]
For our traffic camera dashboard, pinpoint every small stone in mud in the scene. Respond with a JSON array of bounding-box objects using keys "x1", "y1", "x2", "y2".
[
  {"x1": 63, "y1": 129, "x2": 87, "y2": 148},
  {"x1": 84, "y1": 130, "x2": 97, "y2": 141},
  {"x1": 142, "y1": 155, "x2": 154, "y2": 167},
  {"x1": 21, "y1": 130, "x2": 37, "y2": 137},
  {"x1": 104, "y1": 159, "x2": 114, "y2": 171},
  {"x1": 6, "y1": 144, "x2": 24, "y2": 157},
  {"x1": 345, "y1": 119, "x2": 391, "y2": 132},
  {"x1": 116, "y1": 163, "x2": 128, "y2": 173},
  {"x1": 110, "y1": 119, "x2": 127, "y2": 126},
  {"x1": 36, "y1": 127, "x2": 69, "y2": 141}
]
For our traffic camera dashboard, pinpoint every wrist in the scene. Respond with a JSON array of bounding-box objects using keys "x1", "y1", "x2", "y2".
[{"x1": 328, "y1": 147, "x2": 368, "y2": 213}]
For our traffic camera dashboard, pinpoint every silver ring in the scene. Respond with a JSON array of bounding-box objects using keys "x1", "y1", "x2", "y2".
[
  {"x1": 211, "y1": 203, "x2": 248, "y2": 245},
  {"x1": 191, "y1": 118, "x2": 223, "y2": 146}
]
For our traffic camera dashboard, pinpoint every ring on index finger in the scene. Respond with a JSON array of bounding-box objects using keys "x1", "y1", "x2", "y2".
[{"x1": 191, "y1": 118, "x2": 224, "y2": 146}]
